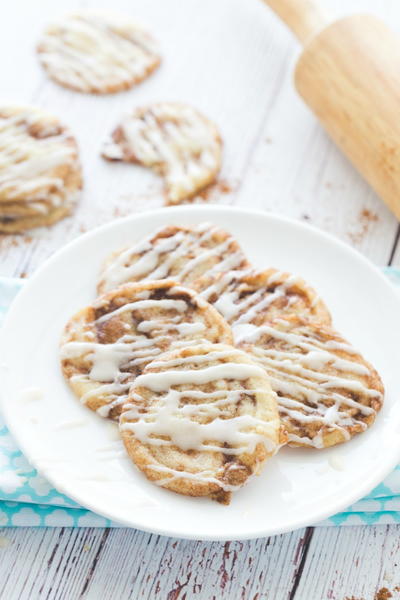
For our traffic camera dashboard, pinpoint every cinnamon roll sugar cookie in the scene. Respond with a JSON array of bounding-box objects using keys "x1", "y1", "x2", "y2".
[
  {"x1": 97, "y1": 223, "x2": 250, "y2": 295},
  {"x1": 0, "y1": 106, "x2": 82, "y2": 233},
  {"x1": 120, "y1": 344, "x2": 283, "y2": 504},
  {"x1": 102, "y1": 103, "x2": 222, "y2": 204},
  {"x1": 37, "y1": 11, "x2": 160, "y2": 94},
  {"x1": 237, "y1": 315, "x2": 384, "y2": 449},
  {"x1": 60, "y1": 280, "x2": 232, "y2": 420},
  {"x1": 195, "y1": 268, "x2": 331, "y2": 335}
]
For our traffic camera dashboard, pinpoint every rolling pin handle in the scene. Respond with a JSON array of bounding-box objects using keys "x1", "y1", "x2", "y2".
[{"x1": 262, "y1": 0, "x2": 331, "y2": 45}]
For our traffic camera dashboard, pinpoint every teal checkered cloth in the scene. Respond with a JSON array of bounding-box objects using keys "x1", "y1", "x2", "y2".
[{"x1": 0, "y1": 271, "x2": 399, "y2": 528}]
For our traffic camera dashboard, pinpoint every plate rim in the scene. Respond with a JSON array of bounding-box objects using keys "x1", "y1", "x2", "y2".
[{"x1": 2, "y1": 205, "x2": 400, "y2": 541}]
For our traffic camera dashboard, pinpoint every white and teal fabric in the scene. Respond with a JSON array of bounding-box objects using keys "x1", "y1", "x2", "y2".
[{"x1": 0, "y1": 272, "x2": 399, "y2": 528}]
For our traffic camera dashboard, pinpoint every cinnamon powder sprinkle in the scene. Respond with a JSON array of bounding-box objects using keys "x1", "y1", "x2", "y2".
[
  {"x1": 193, "y1": 178, "x2": 234, "y2": 202},
  {"x1": 348, "y1": 208, "x2": 379, "y2": 244},
  {"x1": 375, "y1": 587, "x2": 393, "y2": 600}
]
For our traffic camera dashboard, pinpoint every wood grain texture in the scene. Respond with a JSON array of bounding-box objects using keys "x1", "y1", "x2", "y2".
[
  {"x1": 0, "y1": 525, "x2": 400, "y2": 599},
  {"x1": 1, "y1": 0, "x2": 400, "y2": 597},
  {"x1": 296, "y1": 14, "x2": 400, "y2": 221},
  {"x1": 262, "y1": 0, "x2": 331, "y2": 44},
  {"x1": 0, "y1": 0, "x2": 398, "y2": 276}
]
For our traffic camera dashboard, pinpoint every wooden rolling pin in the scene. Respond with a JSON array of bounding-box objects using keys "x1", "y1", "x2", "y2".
[{"x1": 263, "y1": 0, "x2": 400, "y2": 220}]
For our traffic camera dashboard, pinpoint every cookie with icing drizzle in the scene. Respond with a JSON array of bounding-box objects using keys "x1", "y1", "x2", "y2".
[
  {"x1": 97, "y1": 223, "x2": 250, "y2": 295},
  {"x1": 237, "y1": 315, "x2": 384, "y2": 449},
  {"x1": 120, "y1": 343, "x2": 283, "y2": 504},
  {"x1": 60, "y1": 280, "x2": 232, "y2": 420},
  {"x1": 37, "y1": 11, "x2": 161, "y2": 94},
  {"x1": 0, "y1": 105, "x2": 82, "y2": 233},
  {"x1": 102, "y1": 103, "x2": 222, "y2": 204},
  {"x1": 195, "y1": 268, "x2": 331, "y2": 338}
]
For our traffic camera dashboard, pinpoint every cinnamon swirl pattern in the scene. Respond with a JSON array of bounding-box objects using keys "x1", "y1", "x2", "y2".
[
  {"x1": 195, "y1": 268, "x2": 331, "y2": 334},
  {"x1": 120, "y1": 344, "x2": 282, "y2": 503},
  {"x1": 97, "y1": 223, "x2": 250, "y2": 295},
  {"x1": 0, "y1": 106, "x2": 82, "y2": 233},
  {"x1": 102, "y1": 103, "x2": 222, "y2": 204},
  {"x1": 237, "y1": 315, "x2": 384, "y2": 449},
  {"x1": 37, "y1": 11, "x2": 161, "y2": 94},
  {"x1": 60, "y1": 221, "x2": 385, "y2": 503},
  {"x1": 61, "y1": 280, "x2": 232, "y2": 420}
]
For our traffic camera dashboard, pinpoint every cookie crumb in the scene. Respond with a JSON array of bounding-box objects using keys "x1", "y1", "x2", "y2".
[
  {"x1": 360, "y1": 208, "x2": 379, "y2": 224},
  {"x1": 0, "y1": 537, "x2": 11, "y2": 548},
  {"x1": 216, "y1": 179, "x2": 233, "y2": 195},
  {"x1": 192, "y1": 179, "x2": 236, "y2": 204},
  {"x1": 375, "y1": 588, "x2": 392, "y2": 600},
  {"x1": 83, "y1": 544, "x2": 91, "y2": 552}
]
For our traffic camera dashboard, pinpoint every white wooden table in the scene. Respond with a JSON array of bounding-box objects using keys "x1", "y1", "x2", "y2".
[{"x1": 1, "y1": 0, "x2": 400, "y2": 597}]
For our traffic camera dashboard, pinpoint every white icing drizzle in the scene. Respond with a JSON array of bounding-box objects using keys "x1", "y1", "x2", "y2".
[
  {"x1": 95, "y1": 298, "x2": 187, "y2": 323},
  {"x1": 62, "y1": 285, "x2": 225, "y2": 418},
  {"x1": 148, "y1": 348, "x2": 245, "y2": 369},
  {"x1": 200, "y1": 268, "x2": 321, "y2": 331},
  {"x1": 0, "y1": 108, "x2": 79, "y2": 212},
  {"x1": 102, "y1": 103, "x2": 221, "y2": 204},
  {"x1": 38, "y1": 12, "x2": 160, "y2": 94},
  {"x1": 240, "y1": 322, "x2": 382, "y2": 448},
  {"x1": 121, "y1": 348, "x2": 279, "y2": 494},
  {"x1": 134, "y1": 362, "x2": 266, "y2": 392},
  {"x1": 70, "y1": 376, "x2": 131, "y2": 416},
  {"x1": 99, "y1": 223, "x2": 247, "y2": 292},
  {"x1": 147, "y1": 465, "x2": 243, "y2": 493}
]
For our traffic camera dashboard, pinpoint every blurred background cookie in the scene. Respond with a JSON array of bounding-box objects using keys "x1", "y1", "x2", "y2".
[
  {"x1": 102, "y1": 103, "x2": 222, "y2": 204},
  {"x1": 37, "y1": 11, "x2": 161, "y2": 94},
  {"x1": 0, "y1": 105, "x2": 82, "y2": 233}
]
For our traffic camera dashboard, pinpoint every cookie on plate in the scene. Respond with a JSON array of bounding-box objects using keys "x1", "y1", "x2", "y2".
[
  {"x1": 237, "y1": 315, "x2": 384, "y2": 449},
  {"x1": 195, "y1": 268, "x2": 331, "y2": 336},
  {"x1": 102, "y1": 103, "x2": 222, "y2": 204},
  {"x1": 0, "y1": 105, "x2": 82, "y2": 233},
  {"x1": 37, "y1": 11, "x2": 161, "y2": 94},
  {"x1": 120, "y1": 343, "x2": 283, "y2": 504},
  {"x1": 97, "y1": 223, "x2": 250, "y2": 295},
  {"x1": 60, "y1": 280, "x2": 232, "y2": 420}
]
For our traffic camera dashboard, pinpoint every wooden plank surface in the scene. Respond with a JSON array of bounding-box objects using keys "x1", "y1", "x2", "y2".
[
  {"x1": 1, "y1": 0, "x2": 400, "y2": 598},
  {"x1": 0, "y1": 525, "x2": 400, "y2": 599}
]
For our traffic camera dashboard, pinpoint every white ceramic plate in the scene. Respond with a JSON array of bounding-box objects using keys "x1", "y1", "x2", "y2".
[{"x1": 2, "y1": 205, "x2": 400, "y2": 541}]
